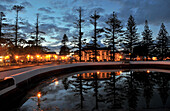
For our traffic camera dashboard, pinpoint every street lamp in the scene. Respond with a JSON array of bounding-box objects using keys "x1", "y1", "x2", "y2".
[
  {"x1": 55, "y1": 80, "x2": 59, "y2": 85},
  {"x1": 36, "y1": 55, "x2": 40, "y2": 65},
  {"x1": 37, "y1": 92, "x2": 41, "y2": 109},
  {"x1": 27, "y1": 55, "x2": 30, "y2": 61},
  {"x1": 15, "y1": 55, "x2": 19, "y2": 64}
]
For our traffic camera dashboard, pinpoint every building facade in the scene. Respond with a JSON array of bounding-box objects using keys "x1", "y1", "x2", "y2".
[{"x1": 73, "y1": 47, "x2": 123, "y2": 62}]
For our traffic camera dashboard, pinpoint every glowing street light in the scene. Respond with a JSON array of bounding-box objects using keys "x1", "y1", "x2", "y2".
[
  {"x1": 147, "y1": 70, "x2": 150, "y2": 73},
  {"x1": 37, "y1": 92, "x2": 41, "y2": 98},
  {"x1": 61, "y1": 56, "x2": 65, "y2": 60},
  {"x1": 36, "y1": 55, "x2": 40, "y2": 58},
  {"x1": 37, "y1": 92, "x2": 41, "y2": 109},
  {"x1": 0, "y1": 59, "x2": 3, "y2": 62},
  {"x1": 55, "y1": 80, "x2": 59, "y2": 85},
  {"x1": 5, "y1": 56, "x2": 9, "y2": 60},
  {"x1": 27, "y1": 55, "x2": 30, "y2": 61},
  {"x1": 15, "y1": 55, "x2": 19, "y2": 59},
  {"x1": 27, "y1": 55, "x2": 30, "y2": 58},
  {"x1": 55, "y1": 55, "x2": 57, "y2": 60}
]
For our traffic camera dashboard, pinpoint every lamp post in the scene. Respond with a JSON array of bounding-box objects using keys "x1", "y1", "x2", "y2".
[
  {"x1": 15, "y1": 55, "x2": 19, "y2": 65},
  {"x1": 37, "y1": 92, "x2": 41, "y2": 110},
  {"x1": 36, "y1": 55, "x2": 40, "y2": 65},
  {"x1": 27, "y1": 55, "x2": 30, "y2": 63}
]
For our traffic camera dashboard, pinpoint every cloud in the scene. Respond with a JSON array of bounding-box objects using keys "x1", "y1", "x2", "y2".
[
  {"x1": 39, "y1": 23, "x2": 70, "y2": 37},
  {"x1": 21, "y1": 1, "x2": 32, "y2": 7},
  {"x1": 61, "y1": 12, "x2": 77, "y2": 23},
  {"x1": 50, "y1": 0, "x2": 68, "y2": 9},
  {"x1": 0, "y1": 4, "x2": 8, "y2": 11},
  {"x1": 88, "y1": 7, "x2": 105, "y2": 15},
  {"x1": 38, "y1": 7, "x2": 55, "y2": 13},
  {"x1": 0, "y1": 0, "x2": 17, "y2": 3},
  {"x1": 116, "y1": 0, "x2": 170, "y2": 25},
  {"x1": 41, "y1": 15, "x2": 56, "y2": 23},
  {"x1": 21, "y1": 20, "x2": 34, "y2": 33}
]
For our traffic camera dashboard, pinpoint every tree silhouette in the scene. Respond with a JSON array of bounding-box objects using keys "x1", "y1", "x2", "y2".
[
  {"x1": 59, "y1": 34, "x2": 70, "y2": 56},
  {"x1": 0, "y1": 12, "x2": 10, "y2": 49},
  {"x1": 157, "y1": 23, "x2": 169, "y2": 60},
  {"x1": 124, "y1": 15, "x2": 139, "y2": 60},
  {"x1": 90, "y1": 11, "x2": 103, "y2": 62},
  {"x1": 12, "y1": 5, "x2": 24, "y2": 46},
  {"x1": 155, "y1": 72, "x2": 170, "y2": 106},
  {"x1": 0, "y1": 12, "x2": 6, "y2": 39},
  {"x1": 62, "y1": 77, "x2": 70, "y2": 90},
  {"x1": 69, "y1": 74, "x2": 89, "y2": 109},
  {"x1": 104, "y1": 12, "x2": 123, "y2": 61},
  {"x1": 142, "y1": 20, "x2": 153, "y2": 60},
  {"x1": 125, "y1": 71, "x2": 140, "y2": 110},
  {"x1": 72, "y1": 7, "x2": 85, "y2": 62},
  {"x1": 30, "y1": 14, "x2": 46, "y2": 46},
  {"x1": 104, "y1": 72, "x2": 126, "y2": 109}
]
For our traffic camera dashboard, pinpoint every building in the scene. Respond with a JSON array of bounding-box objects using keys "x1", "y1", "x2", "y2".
[{"x1": 73, "y1": 47, "x2": 123, "y2": 62}]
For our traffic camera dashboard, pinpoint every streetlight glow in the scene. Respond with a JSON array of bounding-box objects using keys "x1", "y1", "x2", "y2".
[
  {"x1": 36, "y1": 55, "x2": 40, "y2": 58},
  {"x1": 37, "y1": 92, "x2": 41, "y2": 98},
  {"x1": 55, "y1": 81, "x2": 59, "y2": 85},
  {"x1": 15, "y1": 56, "x2": 19, "y2": 59}
]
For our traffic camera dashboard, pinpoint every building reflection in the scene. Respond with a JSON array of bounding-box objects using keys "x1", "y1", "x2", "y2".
[
  {"x1": 69, "y1": 70, "x2": 170, "y2": 110},
  {"x1": 18, "y1": 70, "x2": 170, "y2": 111},
  {"x1": 77, "y1": 71, "x2": 122, "y2": 80}
]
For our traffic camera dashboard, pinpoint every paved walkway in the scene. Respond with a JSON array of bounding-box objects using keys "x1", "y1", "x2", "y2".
[
  {"x1": 0, "y1": 62, "x2": 54, "y2": 72},
  {"x1": 0, "y1": 61, "x2": 169, "y2": 80}
]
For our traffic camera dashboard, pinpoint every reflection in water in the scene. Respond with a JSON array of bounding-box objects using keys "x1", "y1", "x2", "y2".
[{"x1": 19, "y1": 70, "x2": 170, "y2": 111}]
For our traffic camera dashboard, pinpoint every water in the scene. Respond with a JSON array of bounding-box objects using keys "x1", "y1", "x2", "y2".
[{"x1": 19, "y1": 69, "x2": 170, "y2": 111}]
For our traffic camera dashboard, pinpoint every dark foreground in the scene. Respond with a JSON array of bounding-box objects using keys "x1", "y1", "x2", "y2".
[{"x1": 13, "y1": 69, "x2": 170, "y2": 111}]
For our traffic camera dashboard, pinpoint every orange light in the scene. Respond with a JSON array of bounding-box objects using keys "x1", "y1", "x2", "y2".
[
  {"x1": 55, "y1": 81, "x2": 59, "y2": 85},
  {"x1": 97, "y1": 56, "x2": 99, "y2": 59},
  {"x1": 119, "y1": 56, "x2": 122, "y2": 59},
  {"x1": 5, "y1": 56, "x2": 9, "y2": 60},
  {"x1": 147, "y1": 70, "x2": 150, "y2": 73},
  {"x1": 37, "y1": 92, "x2": 41, "y2": 98},
  {"x1": 27, "y1": 55, "x2": 30, "y2": 58},
  {"x1": 97, "y1": 72, "x2": 100, "y2": 74},
  {"x1": 31, "y1": 56, "x2": 33, "y2": 59},
  {"x1": 36, "y1": 55, "x2": 40, "y2": 58},
  {"x1": 15, "y1": 56, "x2": 19, "y2": 59},
  {"x1": 61, "y1": 56, "x2": 64, "y2": 60},
  {"x1": 55, "y1": 55, "x2": 57, "y2": 58},
  {"x1": 119, "y1": 71, "x2": 122, "y2": 74},
  {"x1": 152, "y1": 57, "x2": 157, "y2": 61},
  {"x1": 0, "y1": 59, "x2": 3, "y2": 62}
]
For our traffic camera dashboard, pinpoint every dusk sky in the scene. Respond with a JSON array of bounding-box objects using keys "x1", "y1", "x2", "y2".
[{"x1": 1, "y1": 0, "x2": 170, "y2": 53}]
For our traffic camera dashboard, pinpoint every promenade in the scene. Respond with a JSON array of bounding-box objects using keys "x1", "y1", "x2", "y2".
[
  {"x1": 0, "y1": 61, "x2": 170, "y2": 80},
  {"x1": 0, "y1": 61, "x2": 170, "y2": 96}
]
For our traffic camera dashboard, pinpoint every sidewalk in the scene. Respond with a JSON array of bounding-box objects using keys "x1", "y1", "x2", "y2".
[{"x1": 0, "y1": 62, "x2": 54, "y2": 72}]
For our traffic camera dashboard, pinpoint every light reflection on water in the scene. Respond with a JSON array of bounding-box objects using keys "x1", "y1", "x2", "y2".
[{"x1": 20, "y1": 69, "x2": 170, "y2": 111}]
